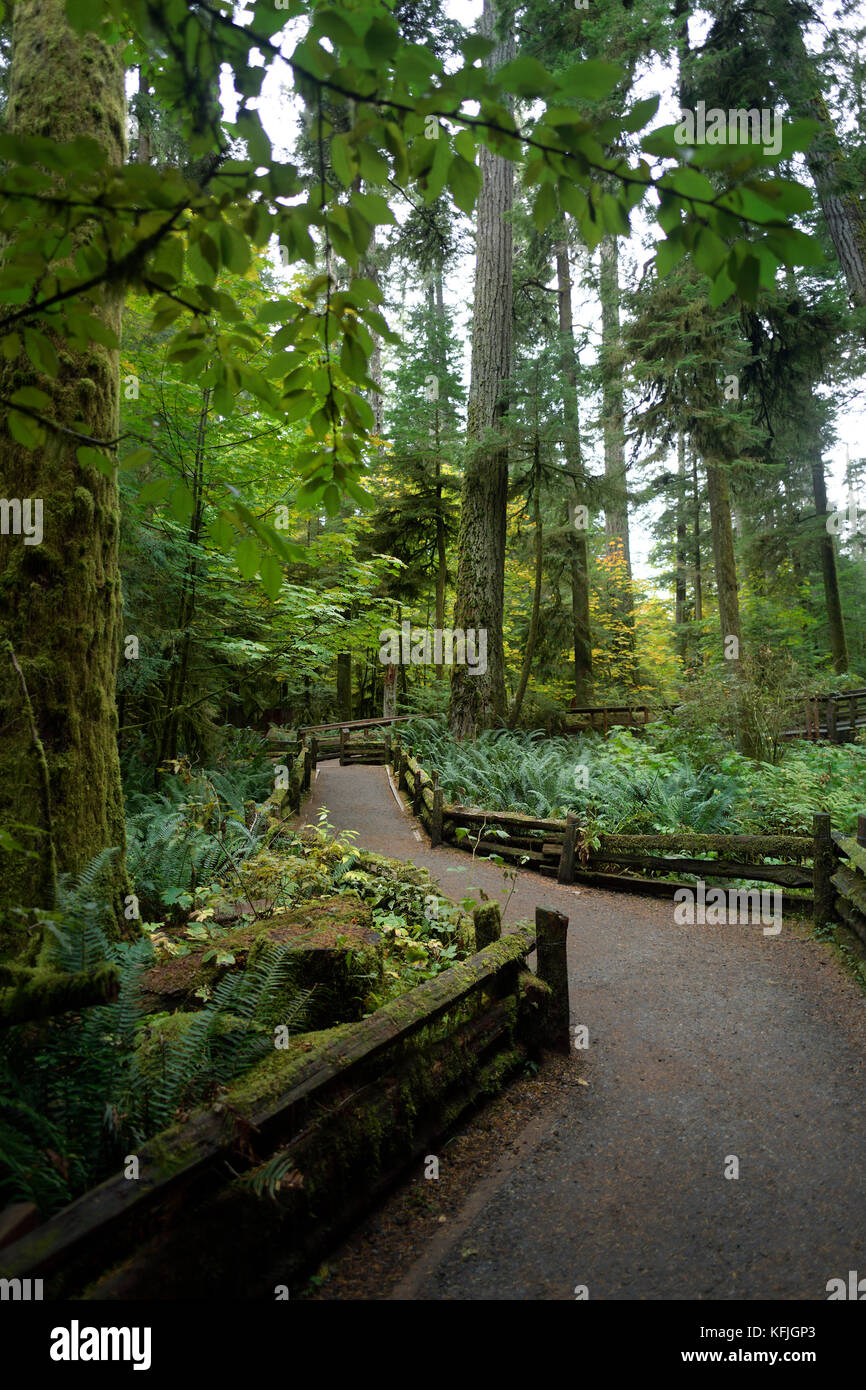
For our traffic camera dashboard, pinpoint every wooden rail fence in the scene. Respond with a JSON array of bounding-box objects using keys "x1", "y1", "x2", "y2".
[
  {"x1": 0, "y1": 912, "x2": 569, "y2": 1298},
  {"x1": 285, "y1": 727, "x2": 866, "y2": 926}
]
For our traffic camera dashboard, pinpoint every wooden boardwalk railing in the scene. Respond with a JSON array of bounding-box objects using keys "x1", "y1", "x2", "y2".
[{"x1": 782, "y1": 688, "x2": 866, "y2": 744}]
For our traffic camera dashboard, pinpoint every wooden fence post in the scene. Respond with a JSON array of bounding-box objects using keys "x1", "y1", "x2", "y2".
[
  {"x1": 384, "y1": 731, "x2": 391, "y2": 765},
  {"x1": 813, "y1": 812, "x2": 836, "y2": 927},
  {"x1": 827, "y1": 697, "x2": 838, "y2": 744},
  {"x1": 412, "y1": 769, "x2": 422, "y2": 815},
  {"x1": 303, "y1": 742, "x2": 312, "y2": 792},
  {"x1": 336, "y1": 651, "x2": 352, "y2": 721},
  {"x1": 535, "y1": 907, "x2": 570, "y2": 1051},
  {"x1": 430, "y1": 771, "x2": 442, "y2": 846},
  {"x1": 339, "y1": 728, "x2": 347, "y2": 767},
  {"x1": 858, "y1": 814, "x2": 866, "y2": 849},
  {"x1": 310, "y1": 736, "x2": 318, "y2": 772},
  {"x1": 392, "y1": 732, "x2": 401, "y2": 775},
  {"x1": 431, "y1": 785, "x2": 443, "y2": 847},
  {"x1": 557, "y1": 812, "x2": 578, "y2": 884},
  {"x1": 474, "y1": 901, "x2": 501, "y2": 949}
]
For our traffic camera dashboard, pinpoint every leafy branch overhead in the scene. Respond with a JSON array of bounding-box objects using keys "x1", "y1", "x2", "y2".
[{"x1": 0, "y1": 0, "x2": 821, "y2": 596}]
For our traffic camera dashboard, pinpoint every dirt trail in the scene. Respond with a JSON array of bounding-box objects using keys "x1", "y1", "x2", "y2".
[{"x1": 298, "y1": 761, "x2": 866, "y2": 1300}]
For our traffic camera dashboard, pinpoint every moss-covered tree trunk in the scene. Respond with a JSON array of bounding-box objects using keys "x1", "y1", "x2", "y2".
[
  {"x1": 0, "y1": 0, "x2": 127, "y2": 945},
  {"x1": 555, "y1": 237, "x2": 592, "y2": 705},
  {"x1": 706, "y1": 458, "x2": 758, "y2": 756},
  {"x1": 692, "y1": 449, "x2": 703, "y2": 623},
  {"x1": 705, "y1": 459, "x2": 742, "y2": 672},
  {"x1": 772, "y1": 0, "x2": 866, "y2": 316},
  {"x1": 508, "y1": 437, "x2": 543, "y2": 727},
  {"x1": 448, "y1": 0, "x2": 513, "y2": 738},
  {"x1": 675, "y1": 429, "x2": 688, "y2": 651},
  {"x1": 599, "y1": 232, "x2": 633, "y2": 637}
]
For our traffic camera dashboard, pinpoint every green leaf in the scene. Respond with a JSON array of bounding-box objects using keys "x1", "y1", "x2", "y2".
[
  {"x1": 532, "y1": 182, "x2": 558, "y2": 232},
  {"x1": 23, "y1": 328, "x2": 59, "y2": 378},
  {"x1": 119, "y1": 446, "x2": 152, "y2": 471},
  {"x1": 498, "y1": 55, "x2": 556, "y2": 97},
  {"x1": 330, "y1": 132, "x2": 355, "y2": 188},
  {"x1": 169, "y1": 482, "x2": 195, "y2": 522},
  {"x1": 364, "y1": 17, "x2": 399, "y2": 61},
  {"x1": 138, "y1": 477, "x2": 173, "y2": 506},
  {"x1": 621, "y1": 95, "x2": 660, "y2": 133},
  {"x1": 219, "y1": 221, "x2": 251, "y2": 274},
  {"x1": 76, "y1": 444, "x2": 114, "y2": 476},
  {"x1": 236, "y1": 535, "x2": 260, "y2": 580},
  {"x1": 259, "y1": 550, "x2": 283, "y2": 600},
  {"x1": 65, "y1": 0, "x2": 105, "y2": 34},
  {"x1": 313, "y1": 7, "x2": 361, "y2": 47},
  {"x1": 236, "y1": 110, "x2": 271, "y2": 167},
  {"x1": 340, "y1": 334, "x2": 369, "y2": 385},
  {"x1": 708, "y1": 269, "x2": 736, "y2": 308},
  {"x1": 734, "y1": 252, "x2": 761, "y2": 303},
  {"x1": 656, "y1": 233, "x2": 686, "y2": 279},
  {"x1": 323, "y1": 482, "x2": 341, "y2": 517},
  {"x1": 447, "y1": 154, "x2": 480, "y2": 214},
  {"x1": 351, "y1": 190, "x2": 395, "y2": 226},
  {"x1": 557, "y1": 60, "x2": 621, "y2": 102},
  {"x1": 11, "y1": 386, "x2": 50, "y2": 411},
  {"x1": 460, "y1": 34, "x2": 496, "y2": 63},
  {"x1": 7, "y1": 411, "x2": 42, "y2": 449}
]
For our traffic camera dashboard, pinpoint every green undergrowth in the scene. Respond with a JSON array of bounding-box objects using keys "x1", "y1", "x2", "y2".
[
  {"x1": 403, "y1": 717, "x2": 866, "y2": 837},
  {"x1": 0, "y1": 790, "x2": 472, "y2": 1219}
]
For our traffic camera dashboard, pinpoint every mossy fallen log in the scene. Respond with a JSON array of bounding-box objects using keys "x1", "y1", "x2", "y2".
[
  {"x1": 140, "y1": 895, "x2": 382, "y2": 1027},
  {"x1": 0, "y1": 961, "x2": 119, "y2": 1026}
]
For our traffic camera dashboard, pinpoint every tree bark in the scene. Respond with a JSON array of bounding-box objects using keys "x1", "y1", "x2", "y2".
[
  {"x1": 692, "y1": 449, "x2": 703, "y2": 624},
  {"x1": 157, "y1": 385, "x2": 210, "y2": 771},
  {"x1": 811, "y1": 451, "x2": 849, "y2": 674},
  {"x1": 675, "y1": 428, "x2": 688, "y2": 649},
  {"x1": 706, "y1": 461, "x2": 743, "y2": 672},
  {"x1": 773, "y1": 1, "x2": 866, "y2": 314},
  {"x1": 555, "y1": 237, "x2": 592, "y2": 704},
  {"x1": 508, "y1": 438, "x2": 543, "y2": 727},
  {"x1": 0, "y1": 0, "x2": 128, "y2": 940},
  {"x1": 599, "y1": 233, "x2": 632, "y2": 620},
  {"x1": 448, "y1": 0, "x2": 514, "y2": 738}
]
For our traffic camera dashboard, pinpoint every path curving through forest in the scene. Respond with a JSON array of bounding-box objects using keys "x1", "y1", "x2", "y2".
[{"x1": 299, "y1": 761, "x2": 866, "y2": 1301}]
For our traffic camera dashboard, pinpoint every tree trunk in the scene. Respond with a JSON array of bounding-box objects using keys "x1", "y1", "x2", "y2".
[
  {"x1": 599, "y1": 233, "x2": 632, "y2": 623},
  {"x1": 0, "y1": 0, "x2": 128, "y2": 941},
  {"x1": 509, "y1": 440, "x2": 543, "y2": 727},
  {"x1": 706, "y1": 460, "x2": 759, "y2": 755},
  {"x1": 692, "y1": 449, "x2": 703, "y2": 624},
  {"x1": 156, "y1": 386, "x2": 210, "y2": 770},
  {"x1": 675, "y1": 429, "x2": 688, "y2": 653},
  {"x1": 448, "y1": 0, "x2": 513, "y2": 738},
  {"x1": 811, "y1": 451, "x2": 849, "y2": 674},
  {"x1": 555, "y1": 237, "x2": 592, "y2": 704},
  {"x1": 432, "y1": 264, "x2": 447, "y2": 680},
  {"x1": 774, "y1": 2, "x2": 866, "y2": 314},
  {"x1": 706, "y1": 461, "x2": 743, "y2": 672}
]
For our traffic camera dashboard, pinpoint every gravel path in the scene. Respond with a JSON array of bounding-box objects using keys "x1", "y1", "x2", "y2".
[{"x1": 299, "y1": 761, "x2": 866, "y2": 1300}]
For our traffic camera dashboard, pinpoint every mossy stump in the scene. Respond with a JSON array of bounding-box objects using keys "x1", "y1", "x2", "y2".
[{"x1": 140, "y1": 895, "x2": 383, "y2": 1028}]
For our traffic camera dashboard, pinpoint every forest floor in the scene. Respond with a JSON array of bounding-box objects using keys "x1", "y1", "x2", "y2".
[{"x1": 294, "y1": 762, "x2": 866, "y2": 1300}]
